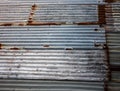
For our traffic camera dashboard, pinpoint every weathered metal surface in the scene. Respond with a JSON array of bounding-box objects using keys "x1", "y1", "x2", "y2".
[
  {"x1": 0, "y1": 0, "x2": 105, "y2": 26},
  {"x1": 1, "y1": 0, "x2": 119, "y2": 91},
  {"x1": 0, "y1": 79, "x2": 105, "y2": 91},
  {"x1": 106, "y1": 3, "x2": 120, "y2": 71},
  {"x1": 108, "y1": 71, "x2": 120, "y2": 91},
  {"x1": 105, "y1": 1, "x2": 120, "y2": 91},
  {"x1": 0, "y1": 25, "x2": 108, "y2": 81}
]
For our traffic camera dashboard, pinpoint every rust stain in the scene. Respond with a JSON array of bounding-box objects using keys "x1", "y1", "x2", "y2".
[
  {"x1": 0, "y1": 43, "x2": 2, "y2": 49},
  {"x1": 27, "y1": 4, "x2": 37, "y2": 25},
  {"x1": 10, "y1": 47, "x2": 20, "y2": 50},
  {"x1": 74, "y1": 22, "x2": 99, "y2": 25},
  {"x1": 98, "y1": 5, "x2": 106, "y2": 25},
  {"x1": 27, "y1": 21, "x2": 64, "y2": 26},
  {"x1": 105, "y1": 0, "x2": 115, "y2": 3},
  {"x1": 0, "y1": 23, "x2": 13, "y2": 26},
  {"x1": 65, "y1": 48, "x2": 73, "y2": 50},
  {"x1": 43, "y1": 45, "x2": 50, "y2": 47},
  {"x1": 31, "y1": 4, "x2": 37, "y2": 10},
  {"x1": 0, "y1": 22, "x2": 27, "y2": 26}
]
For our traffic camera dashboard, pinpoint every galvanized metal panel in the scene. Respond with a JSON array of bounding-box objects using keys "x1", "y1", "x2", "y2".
[
  {"x1": 0, "y1": 25, "x2": 108, "y2": 81},
  {"x1": 0, "y1": 0, "x2": 114, "y2": 91},
  {"x1": 34, "y1": 5, "x2": 98, "y2": 23},
  {"x1": 0, "y1": 79, "x2": 105, "y2": 91},
  {"x1": 106, "y1": 1, "x2": 120, "y2": 91},
  {"x1": 3, "y1": 0, "x2": 104, "y2": 4},
  {"x1": 106, "y1": 3, "x2": 120, "y2": 67},
  {"x1": 108, "y1": 71, "x2": 120, "y2": 91},
  {"x1": 0, "y1": 4, "x2": 99, "y2": 23}
]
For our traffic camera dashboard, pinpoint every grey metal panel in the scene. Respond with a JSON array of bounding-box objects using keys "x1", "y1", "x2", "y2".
[
  {"x1": 0, "y1": 0, "x2": 111, "y2": 91},
  {"x1": 0, "y1": 26, "x2": 106, "y2": 50},
  {"x1": 108, "y1": 71, "x2": 120, "y2": 91},
  {"x1": 3, "y1": 0, "x2": 104, "y2": 4},
  {"x1": 106, "y1": 3, "x2": 120, "y2": 66},
  {"x1": 0, "y1": 25, "x2": 108, "y2": 81},
  {"x1": 108, "y1": 82, "x2": 120, "y2": 91},
  {"x1": 0, "y1": 79, "x2": 105, "y2": 91},
  {"x1": 106, "y1": 1, "x2": 120, "y2": 91},
  {"x1": 34, "y1": 5, "x2": 98, "y2": 23},
  {"x1": 0, "y1": 4, "x2": 99, "y2": 23}
]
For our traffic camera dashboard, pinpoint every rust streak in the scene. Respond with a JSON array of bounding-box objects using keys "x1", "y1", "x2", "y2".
[
  {"x1": 105, "y1": 0, "x2": 115, "y2": 3},
  {"x1": 27, "y1": 4, "x2": 37, "y2": 25},
  {"x1": 0, "y1": 23, "x2": 13, "y2": 26},
  {"x1": 98, "y1": 5, "x2": 106, "y2": 25},
  {"x1": 74, "y1": 22, "x2": 99, "y2": 25},
  {"x1": 27, "y1": 21, "x2": 64, "y2": 26},
  {"x1": 10, "y1": 47, "x2": 20, "y2": 50},
  {"x1": 0, "y1": 22, "x2": 26, "y2": 26}
]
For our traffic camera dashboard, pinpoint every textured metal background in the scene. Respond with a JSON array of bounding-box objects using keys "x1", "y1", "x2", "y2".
[{"x1": 0, "y1": 0, "x2": 120, "y2": 91}]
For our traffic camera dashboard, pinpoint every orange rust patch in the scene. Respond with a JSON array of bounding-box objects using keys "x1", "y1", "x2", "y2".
[{"x1": 10, "y1": 47, "x2": 20, "y2": 50}]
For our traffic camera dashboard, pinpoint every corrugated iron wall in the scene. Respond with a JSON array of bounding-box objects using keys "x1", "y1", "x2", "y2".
[
  {"x1": 106, "y1": 0, "x2": 120, "y2": 91},
  {"x1": 0, "y1": 0, "x2": 119, "y2": 91},
  {"x1": 0, "y1": 25, "x2": 108, "y2": 81}
]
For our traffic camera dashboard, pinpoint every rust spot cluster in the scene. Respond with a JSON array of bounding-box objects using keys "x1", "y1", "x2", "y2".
[{"x1": 27, "y1": 4, "x2": 37, "y2": 25}]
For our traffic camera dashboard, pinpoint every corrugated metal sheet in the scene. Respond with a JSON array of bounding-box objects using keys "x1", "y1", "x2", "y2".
[
  {"x1": 0, "y1": 1, "x2": 101, "y2": 25},
  {"x1": 0, "y1": 0, "x2": 120, "y2": 91},
  {"x1": 0, "y1": 79, "x2": 105, "y2": 91},
  {"x1": 0, "y1": 25, "x2": 108, "y2": 81},
  {"x1": 108, "y1": 71, "x2": 120, "y2": 91},
  {"x1": 105, "y1": 0, "x2": 120, "y2": 91}
]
